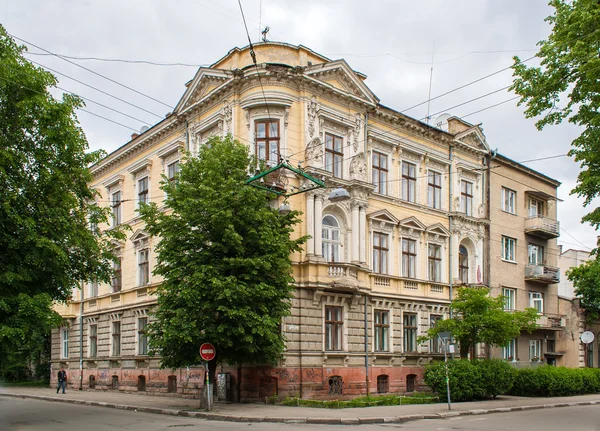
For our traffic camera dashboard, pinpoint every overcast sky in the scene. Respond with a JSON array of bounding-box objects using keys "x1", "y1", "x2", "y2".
[{"x1": 3, "y1": 0, "x2": 598, "y2": 253}]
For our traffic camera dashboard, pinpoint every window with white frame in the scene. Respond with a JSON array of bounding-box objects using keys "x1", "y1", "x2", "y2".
[
  {"x1": 428, "y1": 170, "x2": 442, "y2": 209},
  {"x1": 89, "y1": 323, "x2": 97, "y2": 357},
  {"x1": 528, "y1": 243, "x2": 544, "y2": 265},
  {"x1": 322, "y1": 215, "x2": 341, "y2": 263},
  {"x1": 138, "y1": 317, "x2": 148, "y2": 355},
  {"x1": 403, "y1": 313, "x2": 417, "y2": 352},
  {"x1": 428, "y1": 244, "x2": 442, "y2": 282},
  {"x1": 430, "y1": 314, "x2": 443, "y2": 353},
  {"x1": 402, "y1": 238, "x2": 417, "y2": 278},
  {"x1": 373, "y1": 232, "x2": 389, "y2": 274},
  {"x1": 529, "y1": 291, "x2": 544, "y2": 313},
  {"x1": 502, "y1": 236, "x2": 516, "y2": 262},
  {"x1": 61, "y1": 328, "x2": 69, "y2": 359},
  {"x1": 137, "y1": 176, "x2": 149, "y2": 207},
  {"x1": 502, "y1": 287, "x2": 516, "y2": 311},
  {"x1": 501, "y1": 187, "x2": 516, "y2": 214},
  {"x1": 88, "y1": 281, "x2": 98, "y2": 298},
  {"x1": 372, "y1": 151, "x2": 388, "y2": 194},
  {"x1": 138, "y1": 249, "x2": 150, "y2": 286},
  {"x1": 112, "y1": 321, "x2": 121, "y2": 357},
  {"x1": 460, "y1": 180, "x2": 473, "y2": 216},
  {"x1": 401, "y1": 161, "x2": 417, "y2": 202},
  {"x1": 503, "y1": 338, "x2": 516, "y2": 361},
  {"x1": 111, "y1": 191, "x2": 122, "y2": 226},
  {"x1": 528, "y1": 198, "x2": 544, "y2": 217},
  {"x1": 458, "y1": 245, "x2": 469, "y2": 284},
  {"x1": 529, "y1": 339, "x2": 542, "y2": 361},
  {"x1": 111, "y1": 258, "x2": 122, "y2": 293},
  {"x1": 374, "y1": 310, "x2": 390, "y2": 352},
  {"x1": 256, "y1": 119, "x2": 280, "y2": 163},
  {"x1": 325, "y1": 306, "x2": 343, "y2": 351},
  {"x1": 325, "y1": 133, "x2": 343, "y2": 178}
]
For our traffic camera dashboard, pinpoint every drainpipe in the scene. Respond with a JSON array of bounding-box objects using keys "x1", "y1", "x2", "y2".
[
  {"x1": 79, "y1": 281, "x2": 84, "y2": 390},
  {"x1": 299, "y1": 289, "x2": 303, "y2": 399},
  {"x1": 448, "y1": 145, "x2": 454, "y2": 319},
  {"x1": 185, "y1": 120, "x2": 190, "y2": 153},
  {"x1": 364, "y1": 293, "x2": 370, "y2": 396}
]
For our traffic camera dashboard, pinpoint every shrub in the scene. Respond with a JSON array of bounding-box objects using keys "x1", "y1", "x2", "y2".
[
  {"x1": 510, "y1": 366, "x2": 599, "y2": 397},
  {"x1": 477, "y1": 359, "x2": 515, "y2": 398}
]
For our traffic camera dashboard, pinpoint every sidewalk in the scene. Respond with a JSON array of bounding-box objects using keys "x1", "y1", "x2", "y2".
[{"x1": 1, "y1": 386, "x2": 599, "y2": 425}]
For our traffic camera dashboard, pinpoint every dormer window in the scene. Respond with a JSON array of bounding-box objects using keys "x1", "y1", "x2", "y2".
[{"x1": 256, "y1": 119, "x2": 280, "y2": 163}]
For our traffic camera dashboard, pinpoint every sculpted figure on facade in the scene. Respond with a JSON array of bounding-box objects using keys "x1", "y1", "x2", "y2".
[
  {"x1": 307, "y1": 96, "x2": 318, "y2": 138},
  {"x1": 222, "y1": 100, "x2": 232, "y2": 134},
  {"x1": 353, "y1": 113, "x2": 362, "y2": 152},
  {"x1": 305, "y1": 137, "x2": 323, "y2": 167},
  {"x1": 349, "y1": 152, "x2": 367, "y2": 181}
]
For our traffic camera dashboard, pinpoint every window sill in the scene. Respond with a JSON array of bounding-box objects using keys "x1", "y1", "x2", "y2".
[
  {"x1": 500, "y1": 209, "x2": 518, "y2": 216},
  {"x1": 501, "y1": 259, "x2": 518, "y2": 265}
]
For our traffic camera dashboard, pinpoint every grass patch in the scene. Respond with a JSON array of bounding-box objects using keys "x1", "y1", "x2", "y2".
[
  {"x1": 0, "y1": 380, "x2": 49, "y2": 387},
  {"x1": 279, "y1": 392, "x2": 439, "y2": 408}
]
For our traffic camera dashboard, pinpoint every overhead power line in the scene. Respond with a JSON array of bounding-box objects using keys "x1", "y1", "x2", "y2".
[
  {"x1": 25, "y1": 52, "x2": 208, "y2": 68},
  {"x1": 10, "y1": 33, "x2": 175, "y2": 110}
]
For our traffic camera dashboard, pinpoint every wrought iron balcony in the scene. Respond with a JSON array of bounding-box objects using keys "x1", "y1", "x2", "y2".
[
  {"x1": 524, "y1": 215, "x2": 560, "y2": 239},
  {"x1": 525, "y1": 264, "x2": 560, "y2": 284}
]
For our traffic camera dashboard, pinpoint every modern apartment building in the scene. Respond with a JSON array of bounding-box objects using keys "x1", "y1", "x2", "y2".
[
  {"x1": 51, "y1": 42, "x2": 562, "y2": 400},
  {"x1": 488, "y1": 154, "x2": 563, "y2": 366}
]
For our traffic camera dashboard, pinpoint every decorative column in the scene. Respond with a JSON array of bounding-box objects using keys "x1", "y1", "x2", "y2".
[
  {"x1": 359, "y1": 205, "x2": 367, "y2": 263},
  {"x1": 306, "y1": 193, "x2": 315, "y2": 256},
  {"x1": 351, "y1": 203, "x2": 360, "y2": 263},
  {"x1": 314, "y1": 195, "x2": 324, "y2": 257}
]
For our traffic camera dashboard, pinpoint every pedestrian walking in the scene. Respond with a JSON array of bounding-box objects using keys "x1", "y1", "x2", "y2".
[{"x1": 56, "y1": 367, "x2": 67, "y2": 394}]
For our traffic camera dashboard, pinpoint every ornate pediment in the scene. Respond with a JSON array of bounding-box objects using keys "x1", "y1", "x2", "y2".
[
  {"x1": 454, "y1": 127, "x2": 489, "y2": 152},
  {"x1": 367, "y1": 209, "x2": 399, "y2": 225},
  {"x1": 130, "y1": 229, "x2": 150, "y2": 248},
  {"x1": 399, "y1": 216, "x2": 426, "y2": 231},
  {"x1": 426, "y1": 223, "x2": 450, "y2": 237},
  {"x1": 174, "y1": 68, "x2": 232, "y2": 114}
]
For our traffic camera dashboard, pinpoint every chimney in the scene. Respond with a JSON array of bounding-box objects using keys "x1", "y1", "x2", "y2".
[
  {"x1": 131, "y1": 133, "x2": 139, "y2": 140},
  {"x1": 558, "y1": 244, "x2": 563, "y2": 255}
]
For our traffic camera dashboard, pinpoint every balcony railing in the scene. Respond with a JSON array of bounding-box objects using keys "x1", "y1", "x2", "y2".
[
  {"x1": 525, "y1": 264, "x2": 560, "y2": 284},
  {"x1": 327, "y1": 263, "x2": 358, "y2": 279},
  {"x1": 368, "y1": 275, "x2": 448, "y2": 296},
  {"x1": 524, "y1": 215, "x2": 560, "y2": 239},
  {"x1": 536, "y1": 313, "x2": 566, "y2": 329}
]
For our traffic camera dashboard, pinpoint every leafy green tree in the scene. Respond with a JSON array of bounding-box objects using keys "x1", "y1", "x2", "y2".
[
  {"x1": 567, "y1": 259, "x2": 600, "y2": 321},
  {"x1": 422, "y1": 287, "x2": 539, "y2": 358},
  {"x1": 0, "y1": 26, "x2": 124, "y2": 379},
  {"x1": 140, "y1": 135, "x2": 306, "y2": 378},
  {"x1": 511, "y1": 0, "x2": 600, "y2": 229}
]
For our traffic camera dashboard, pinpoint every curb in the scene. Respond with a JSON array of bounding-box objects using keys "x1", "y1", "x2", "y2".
[{"x1": 1, "y1": 393, "x2": 598, "y2": 425}]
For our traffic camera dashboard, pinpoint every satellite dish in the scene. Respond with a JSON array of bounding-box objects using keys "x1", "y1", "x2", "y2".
[
  {"x1": 581, "y1": 331, "x2": 595, "y2": 344},
  {"x1": 140, "y1": 126, "x2": 150, "y2": 134},
  {"x1": 434, "y1": 113, "x2": 451, "y2": 132}
]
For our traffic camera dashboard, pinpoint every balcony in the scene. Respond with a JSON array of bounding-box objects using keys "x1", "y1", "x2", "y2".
[
  {"x1": 368, "y1": 275, "x2": 449, "y2": 296},
  {"x1": 525, "y1": 264, "x2": 560, "y2": 284},
  {"x1": 536, "y1": 313, "x2": 567, "y2": 330},
  {"x1": 524, "y1": 216, "x2": 560, "y2": 239}
]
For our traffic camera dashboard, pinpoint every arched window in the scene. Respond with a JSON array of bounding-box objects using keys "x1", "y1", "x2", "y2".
[
  {"x1": 322, "y1": 215, "x2": 341, "y2": 262},
  {"x1": 459, "y1": 245, "x2": 469, "y2": 284}
]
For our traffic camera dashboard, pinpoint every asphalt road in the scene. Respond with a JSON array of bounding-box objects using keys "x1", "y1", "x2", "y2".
[{"x1": 1, "y1": 397, "x2": 599, "y2": 431}]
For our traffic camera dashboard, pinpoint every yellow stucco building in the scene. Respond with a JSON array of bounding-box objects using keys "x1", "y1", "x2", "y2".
[{"x1": 52, "y1": 42, "x2": 562, "y2": 400}]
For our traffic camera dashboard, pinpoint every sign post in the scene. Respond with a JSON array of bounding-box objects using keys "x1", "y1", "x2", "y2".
[
  {"x1": 199, "y1": 343, "x2": 216, "y2": 411},
  {"x1": 438, "y1": 331, "x2": 452, "y2": 411}
]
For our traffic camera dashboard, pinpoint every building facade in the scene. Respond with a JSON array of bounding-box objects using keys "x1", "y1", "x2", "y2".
[{"x1": 52, "y1": 42, "x2": 558, "y2": 400}]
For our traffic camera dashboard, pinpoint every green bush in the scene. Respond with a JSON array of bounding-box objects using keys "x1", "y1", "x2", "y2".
[
  {"x1": 279, "y1": 393, "x2": 439, "y2": 408},
  {"x1": 511, "y1": 366, "x2": 600, "y2": 397},
  {"x1": 424, "y1": 359, "x2": 515, "y2": 401}
]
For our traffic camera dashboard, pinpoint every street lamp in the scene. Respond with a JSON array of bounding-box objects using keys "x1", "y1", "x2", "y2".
[{"x1": 328, "y1": 188, "x2": 351, "y2": 203}]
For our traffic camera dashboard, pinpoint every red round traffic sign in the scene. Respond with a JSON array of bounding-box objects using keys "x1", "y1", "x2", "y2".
[{"x1": 199, "y1": 343, "x2": 216, "y2": 361}]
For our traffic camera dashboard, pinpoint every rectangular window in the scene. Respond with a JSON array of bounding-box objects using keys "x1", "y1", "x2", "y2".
[
  {"x1": 137, "y1": 176, "x2": 149, "y2": 207},
  {"x1": 325, "y1": 133, "x2": 343, "y2": 178},
  {"x1": 373, "y1": 232, "x2": 388, "y2": 274},
  {"x1": 528, "y1": 244, "x2": 544, "y2": 265},
  {"x1": 501, "y1": 187, "x2": 516, "y2": 214},
  {"x1": 428, "y1": 171, "x2": 442, "y2": 209},
  {"x1": 503, "y1": 338, "x2": 516, "y2": 361},
  {"x1": 502, "y1": 236, "x2": 516, "y2": 262},
  {"x1": 111, "y1": 258, "x2": 122, "y2": 293},
  {"x1": 138, "y1": 317, "x2": 148, "y2": 355},
  {"x1": 374, "y1": 310, "x2": 390, "y2": 352},
  {"x1": 529, "y1": 198, "x2": 544, "y2": 217},
  {"x1": 403, "y1": 313, "x2": 417, "y2": 352},
  {"x1": 61, "y1": 328, "x2": 69, "y2": 359},
  {"x1": 255, "y1": 120, "x2": 280, "y2": 162},
  {"x1": 529, "y1": 339, "x2": 542, "y2": 361},
  {"x1": 325, "y1": 306, "x2": 343, "y2": 351},
  {"x1": 402, "y1": 238, "x2": 417, "y2": 278},
  {"x1": 89, "y1": 324, "x2": 97, "y2": 358},
  {"x1": 372, "y1": 152, "x2": 388, "y2": 194},
  {"x1": 138, "y1": 249, "x2": 150, "y2": 286},
  {"x1": 428, "y1": 244, "x2": 442, "y2": 282},
  {"x1": 502, "y1": 287, "x2": 516, "y2": 311},
  {"x1": 88, "y1": 281, "x2": 98, "y2": 298},
  {"x1": 401, "y1": 161, "x2": 417, "y2": 202},
  {"x1": 112, "y1": 321, "x2": 121, "y2": 357},
  {"x1": 430, "y1": 314, "x2": 443, "y2": 353},
  {"x1": 460, "y1": 180, "x2": 473, "y2": 216},
  {"x1": 111, "y1": 191, "x2": 122, "y2": 226},
  {"x1": 529, "y1": 291, "x2": 544, "y2": 313},
  {"x1": 167, "y1": 161, "x2": 180, "y2": 185}
]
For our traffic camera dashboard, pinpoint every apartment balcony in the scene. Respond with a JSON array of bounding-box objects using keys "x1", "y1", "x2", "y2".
[
  {"x1": 536, "y1": 313, "x2": 567, "y2": 330},
  {"x1": 524, "y1": 215, "x2": 560, "y2": 239},
  {"x1": 369, "y1": 274, "x2": 449, "y2": 297},
  {"x1": 525, "y1": 264, "x2": 560, "y2": 284}
]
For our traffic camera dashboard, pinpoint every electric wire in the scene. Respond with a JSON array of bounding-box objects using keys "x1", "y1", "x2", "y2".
[{"x1": 25, "y1": 52, "x2": 209, "y2": 68}]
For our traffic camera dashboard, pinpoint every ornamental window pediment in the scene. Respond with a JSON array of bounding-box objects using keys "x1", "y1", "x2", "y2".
[
  {"x1": 102, "y1": 174, "x2": 125, "y2": 193},
  {"x1": 127, "y1": 158, "x2": 152, "y2": 178},
  {"x1": 130, "y1": 229, "x2": 150, "y2": 250}
]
